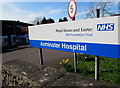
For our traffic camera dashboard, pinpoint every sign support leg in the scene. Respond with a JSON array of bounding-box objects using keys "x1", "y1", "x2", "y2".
[
  {"x1": 95, "y1": 9, "x2": 100, "y2": 80},
  {"x1": 95, "y1": 56, "x2": 99, "y2": 80},
  {"x1": 72, "y1": 16, "x2": 77, "y2": 73},
  {"x1": 39, "y1": 48, "x2": 44, "y2": 65},
  {"x1": 74, "y1": 53, "x2": 77, "y2": 73}
]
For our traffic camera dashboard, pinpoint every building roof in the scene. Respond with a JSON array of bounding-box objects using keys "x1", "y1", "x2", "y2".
[
  {"x1": 111, "y1": 14, "x2": 120, "y2": 16},
  {"x1": 0, "y1": 20, "x2": 33, "y2": 26}
]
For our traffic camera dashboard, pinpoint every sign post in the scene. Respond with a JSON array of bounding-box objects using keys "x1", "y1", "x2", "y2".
[
  {"x1": 39, "y1": 48, "x2": 44, "y2": 65},
  {"x1": 95, "y1": 9, "x2": 100, "y2": 80},
  {"x1": 95, "y1": 56, "x2": 99, "y2": 80},
  {"x1": 37, "y1": 22, "x2": 44, "y2": 65},
  {"x1": 68, "y1": 0, "x2": 77, "y2": 72}
]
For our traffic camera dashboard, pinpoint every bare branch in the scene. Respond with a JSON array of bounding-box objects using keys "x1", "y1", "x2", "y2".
[
  {"x1": 31, "y1": 17, "x2": 42, "y2": 25},
  {"x1": 85, "y1": 0, "x2": 117, "y2": 18}
]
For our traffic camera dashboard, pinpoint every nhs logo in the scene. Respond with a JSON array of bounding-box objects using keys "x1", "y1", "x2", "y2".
[{"x1": 97, "y1": 23, "x2": 114, "y2": 31}]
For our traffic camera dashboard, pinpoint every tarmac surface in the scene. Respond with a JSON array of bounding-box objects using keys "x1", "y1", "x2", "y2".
[{"x1": 2, "y1": 45, "x2": 74, "y2": 69}]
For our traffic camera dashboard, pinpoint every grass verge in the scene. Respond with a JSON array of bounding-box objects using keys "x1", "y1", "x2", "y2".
[{"x1": 60, "y1": 55, "x2": 120, "y2": 85}]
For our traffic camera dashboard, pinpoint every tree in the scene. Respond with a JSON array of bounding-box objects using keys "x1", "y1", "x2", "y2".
[
  {"x1": 41, "y1": 17, "x2": 47, "y2": 24},
  {"x1": 63, "y1": 17, "x2": 68, "y2": 21},
  {"x1": 85, "y1": 0, "x2": 117, "y2": 18},
  {"x1": 58, "y1": 18, "x2": 63, "y2": 22},
  {"x1": 47, "y1": 18, "x2": 55, "y2": 23},
  {"x1": 58, "y1": 17, "x2": 68, "y2": 22},
  {"x1": 32, "y1": 17, "x2": 42, "y2": 25},
  {"x1": 41, "y1": 17, "x2": 55, "y2": 24},
  {"x1": 32, "y1": 17, "x2": 55, "y2": 25}
]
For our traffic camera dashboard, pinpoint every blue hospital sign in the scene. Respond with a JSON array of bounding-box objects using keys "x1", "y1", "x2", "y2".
[{"x1": 28, "y1": 16, "x2": 120, "y2": 59}]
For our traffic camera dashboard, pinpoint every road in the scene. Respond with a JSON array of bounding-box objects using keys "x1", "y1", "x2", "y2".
[{"x1": 2, "y1": 46, "x2": 74, "y2": 69}]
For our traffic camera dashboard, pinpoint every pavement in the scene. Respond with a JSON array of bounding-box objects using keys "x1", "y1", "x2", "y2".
[
  {"x1": 3, "y1": 60, "x2": 120, "y2": 87},
  {"x1": 2, "y1": 45, "x2": 74, "y2": 69}
]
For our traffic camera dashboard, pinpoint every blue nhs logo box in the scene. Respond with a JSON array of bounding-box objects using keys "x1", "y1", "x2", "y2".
[{"x1": 97, "y1": 23, "x2": 114, "y2": 31}]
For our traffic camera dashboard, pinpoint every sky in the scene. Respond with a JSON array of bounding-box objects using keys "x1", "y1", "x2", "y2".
[{"x1": 0, "y1": 0, "x2": 119, "y2": 23}]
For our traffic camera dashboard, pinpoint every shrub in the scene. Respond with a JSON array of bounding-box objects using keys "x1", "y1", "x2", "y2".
[{"x1": 60, "y1": 59, "x2": 72, "y2": 72}]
